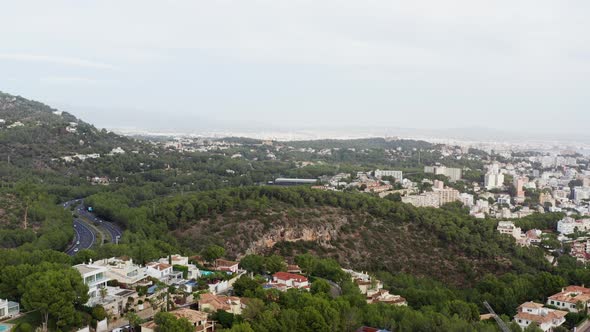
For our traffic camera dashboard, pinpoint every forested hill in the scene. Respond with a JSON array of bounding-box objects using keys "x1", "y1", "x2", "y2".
[
  {"x1": 85, "y1": 186, "x2": 554, "y2": 287},
  {"x1": 0, "y1": 91, "x2": 146, "y2": 171}
]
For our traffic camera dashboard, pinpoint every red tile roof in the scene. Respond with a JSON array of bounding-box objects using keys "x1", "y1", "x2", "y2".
[{"x1": 273, "y1": 272, "x2": 308, "y2": 282}]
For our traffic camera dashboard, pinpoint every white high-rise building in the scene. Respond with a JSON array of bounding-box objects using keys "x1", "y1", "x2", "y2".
[
  {"x1": 374, "y1": 170, "x2": 403, "y2": 181},
  {"x1": 424, "y1": 166, "x2": 462, "y2": 182},
  {"x1": 484, "y1": 164, "x2": 504, "y2": 190}
]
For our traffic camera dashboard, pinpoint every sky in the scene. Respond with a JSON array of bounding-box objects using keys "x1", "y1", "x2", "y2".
[{"x1": 1, "y1": 1, "x2": 589, "y2": 136}]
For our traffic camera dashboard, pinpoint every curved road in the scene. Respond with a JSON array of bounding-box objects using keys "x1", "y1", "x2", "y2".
[
  {"x1": 62, "y1": 199, "x2": 123, "y2": 255},
  {"x1": 75, "y1": 203, "x2": 123, "y2": 243}
]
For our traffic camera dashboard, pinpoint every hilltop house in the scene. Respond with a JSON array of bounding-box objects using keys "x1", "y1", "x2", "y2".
[
  {"x1": 94, "y1": 257, "x2": 148, "y2": 286},
  {"x1": 547, "y1": 285, "x2": 590, "y2": 312},
  {"x1": 214, "y1": 259, "x2": 239, "y2": 273},
  {"x1": 159, "y1": 254, "x2": 201, "y2": 279},
  {"x1": 267, "y1": 272, "x2": 310, "y2": 291},
  {"x1": 146, "y1": 262, "x2": 173, "y2": 280},
  {"x1": 74, "y1": 261, "x2": 139, "y2": 316},
  {"x1": 343, "y1": 269, "x2": 407, "y2": 306},
  {"x1": 73, "y1": 262, "x2": 110, "y2": 301},
  {"x1": 198, "y1": 293, "x2": 244, "y2": 315},
  {"x1": 514, "y1": 302, "x2": 567, "y2": 332}
]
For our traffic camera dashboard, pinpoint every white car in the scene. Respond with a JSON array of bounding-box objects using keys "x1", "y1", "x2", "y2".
[{"x1": 74, "y1": 248, "x2": 79, "y2": 252}]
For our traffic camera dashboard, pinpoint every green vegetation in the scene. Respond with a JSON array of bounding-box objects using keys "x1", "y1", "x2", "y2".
[
  {"x1": 3, "y1": 92, "x2": 590, "y2": 331},
  {"x1": 85, "y1": 186, "x2": 549, "y2": 286}
]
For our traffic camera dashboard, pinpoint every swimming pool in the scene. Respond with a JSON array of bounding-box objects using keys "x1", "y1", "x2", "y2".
[{"x1": 0, "y1": 324, "x2": 12, "y2": 332}]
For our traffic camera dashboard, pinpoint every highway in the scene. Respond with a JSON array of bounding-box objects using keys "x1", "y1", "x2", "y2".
[
  {"x1": 66, "y1": 219, "x2": 96, "y2": 255},
  {"x1": 62, "y1": 199, "x2": 124, "y2": 255},
  {"x1": 75, "y1": 203, "x2": 123, "y2": 244}
]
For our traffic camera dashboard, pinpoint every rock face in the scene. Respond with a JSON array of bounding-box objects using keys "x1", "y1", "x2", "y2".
[
  {"x1": 176, "y1": 207, "x2": 350, "y2": 258},
  {"x1": 248, "y1": 223, "x2": 340, "y2": 254},
  {"x1": 174, "y1": 205, "x2": 516, "y2": 287}
]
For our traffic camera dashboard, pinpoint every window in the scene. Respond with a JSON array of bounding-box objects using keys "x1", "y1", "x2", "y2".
[{"x1": 551, "y1": 300, "x2": 554, "y2": 304}]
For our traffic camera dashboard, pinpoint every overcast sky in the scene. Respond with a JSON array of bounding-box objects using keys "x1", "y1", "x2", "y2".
[{"x1": 1, "y1": 1, "x2": 589, "y2": 135}]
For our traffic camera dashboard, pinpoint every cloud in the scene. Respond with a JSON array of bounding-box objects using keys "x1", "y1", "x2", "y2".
[{"x1": 0, "y1": 53, "x2": 117, "y2": 70}]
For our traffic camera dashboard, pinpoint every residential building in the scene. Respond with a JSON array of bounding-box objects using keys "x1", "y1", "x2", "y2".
[
  {"x1": 525, "y1": 229, "x2": 542, "y2": 244},
  {"x1": 484, "y1": 167, "x2": 505, "y2": 190},
  {"x1": 366, "y1": 289, "x2": 407, "y2": 306},
  {"x1": 168, "y1": 254, "x2": 189, "y2": 266},
  {"x1": 435, "y1": 188, "x2": 460, "y2": 205},
  {"x1": 95, "y1": 257, "x2": 147, "y2": 286},
  {"x1": 214, "y1": 259, "x2": 239, "y2": 273},
  {"x1": 268, "y1": 272, "x2": 310, "y2": 291},
  {"x1": 146, "y1": 262, "x2": 173, "y2": 280},
  {"x1": 0, "y1": 299, "x2": 19, "y2": 319},
  {"x1": 547, "y1": 286, "x2": 590, "y2": 312},
  {"x1": 374, "y1": 170, "x2": 403, "y2": 181},
  {"x1": 158, "y1": 255, "x2": 201, "y2": 279},
  {"x1": 459, "y1": 193, "x2": 474, "y2": 207},
  {"x1": 514, "y1": 177, "x2": 526, "y2": 198},
  {"x1": 557, "y1": 217, "x2": 590, "y2": 235},
  {"x1": 433, "y1": 179, "x2": 444, "y2": 190},
  {"x1": 198, "y1": 293, "x2": 244, "y2": 315},
  {"x1": 496, "y1": 221, "x2": 540, "y2": 246},
  {"x1": 424, "y1": 166, "x2": 462, "y2": 182},
  {"x1": 497, "y1": 221, "x2": 521, "y2": 238},
  {"x1": 343, "y1": 269, "x2": 407, "y2": 306},
  {"x1": 141, "y1": 308, "x2": 214, "y2": 332},
  {"x1": 88, "y1": 286, "x2": 138, "y2": 316},
  {"x1": 402, "y1": 188, "x2": 460, "y2": 208},
  {"x1": 402, "y1": 192, "x2": 440, "y2": 208},
  {"x1": 73, "y1": 262, "x2": 110, "y2": 300},
  {"x1": 571, "y1": 240, "x2": 590, "y2": 263},
  {"x1": 514, "y1": 302, "x2": 567, "y2": 332},
  {"x1": 287, "y1": 264, "x2": 302, "y2": 274}
]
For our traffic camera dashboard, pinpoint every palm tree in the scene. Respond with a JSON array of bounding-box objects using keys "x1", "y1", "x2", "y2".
[{"x1": 99, "y1": 287, "x2": 108, "y2": 302}]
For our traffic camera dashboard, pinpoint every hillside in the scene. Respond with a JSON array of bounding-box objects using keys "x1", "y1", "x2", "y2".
[
  {"x1": 0, "y1": 91, "x2": 146, "y2": 171},
  {"x1": 86, "y1": 186, "x2": 550, "y2": 287}
]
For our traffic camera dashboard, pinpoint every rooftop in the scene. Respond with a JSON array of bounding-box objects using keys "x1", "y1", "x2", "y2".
[
  {"x1": 73, "y1": 264, "x2": 105, "y2": 275},
  {"x1": 273, "y1": 272, "x2": 308, "y2": 282}
]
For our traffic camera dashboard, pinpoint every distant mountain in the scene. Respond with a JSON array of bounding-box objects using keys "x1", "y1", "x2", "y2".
[{"x1": 0, "y1": 91, "x2": 147, "y2": 171}]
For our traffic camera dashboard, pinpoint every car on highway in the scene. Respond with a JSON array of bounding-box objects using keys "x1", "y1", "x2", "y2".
[
  {"x1": 76, "y1": 241, "x2": 80, "y2": 245},
  {"x1": 74, "y1": 248, "x2": 79, "y2": 252}
]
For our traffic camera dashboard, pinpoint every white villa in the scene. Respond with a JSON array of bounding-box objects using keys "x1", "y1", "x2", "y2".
[
  {"x1": 343, "y1": 269, "x2": 407, "y2": 306},
  {"x1": 94, "y1": 257, "x2": 148, "y2": 286},
  {"x1": 73, "y1": 262, "x2": 110, "y2": 301},
  {"x1": 514, "y1": 302, "x2": 567, "y2": 332}
]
